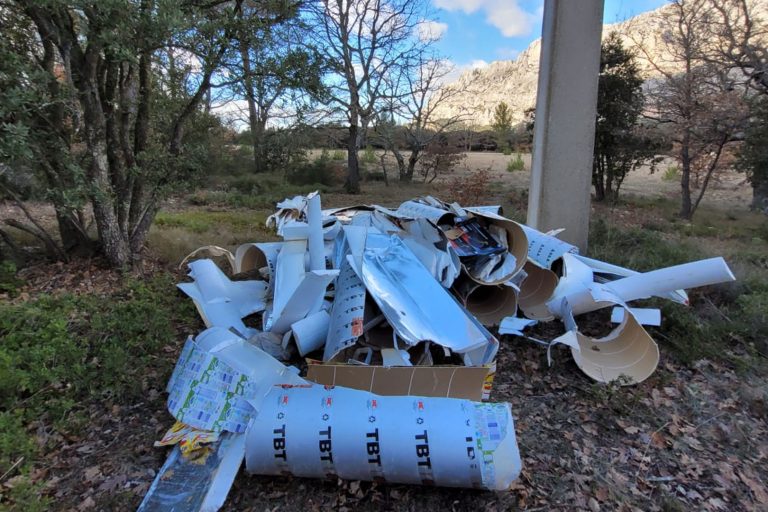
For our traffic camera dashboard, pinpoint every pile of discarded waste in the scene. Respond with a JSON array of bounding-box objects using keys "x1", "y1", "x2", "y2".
[{"x1": 139, "y1": 193, "x2": 735, "y2": 511}]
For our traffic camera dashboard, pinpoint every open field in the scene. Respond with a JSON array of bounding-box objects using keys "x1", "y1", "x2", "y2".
[{"x1": 1, "y1": 155, "x2": 767, "y2": 511}]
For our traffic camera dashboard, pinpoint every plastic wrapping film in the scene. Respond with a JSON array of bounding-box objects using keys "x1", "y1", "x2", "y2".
[
  {"x1": 244, "y1": 384, "x2": 521, "y2": 490},
  {"x1": 461, "y1": 209, "x2": 528, "y2": 285},
  {"x1": 138, "y1": 432, "x2": 245, "y2": 512}
]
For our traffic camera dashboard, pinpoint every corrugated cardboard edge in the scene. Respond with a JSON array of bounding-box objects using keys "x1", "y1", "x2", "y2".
[{"x1": 305, "y1": 362, "x2": 495, "y2": 402}]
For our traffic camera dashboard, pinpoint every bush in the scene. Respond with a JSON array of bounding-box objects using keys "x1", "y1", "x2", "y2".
[
  {"x1": 287, "y1": 158, "x2": 344, "y2": 187},
  {"x1": 507, "y1": 153, "x2": 525, "y2": 172},
  {"x1": 501, "y1": 146, "x2": 512, "y2": 156},
  {"x1": 0, "y1": 275, "x2": 196, "y2": 507},
  {"x1": 331, "y1": 149, "x2": 345, "y2": 161},
  {"x1": 662, "y1": 165, "x2": 680, "y2": 182},
  {"x1": 445, "y1": 168, "x2": 493, "y2": 205},
  {"x1": 361, "y1": 146, "x2": 377, "y2": 164}
]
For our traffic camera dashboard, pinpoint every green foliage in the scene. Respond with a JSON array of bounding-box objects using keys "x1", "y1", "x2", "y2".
[
  {"x1": 331, "y1": 149, "x2": 345, "y2": 161},
  {"x1": 501, "y1": 146, "x2": 512, "y2": 156},
  {"x1": 589, "y1": 218, "x2": 768, "y2": 367},
  {"x1": 361, "y1": 146, "x2": 377, "y2": 164},
  {"x1": 287, "y1": 159, "x2": 343, "y2": 187},
  {"x1": 662, "y1": 165, "x2": 680, "y2": 182},
  {"x1": 593, "y1": 33, "x2": 660, "y2": 202},
  {"x1": 492, "y1": 102, "x2": 513, "y2": 150},
  {"x1": 507, "y1": 153, "x2": 525, "y2": 172},
  {"x1": 0, "y1": 261, "x2": 22, "y2": 296},
  {"x1": 0, "y1": 275, "x2": 195, "y2": 506}
]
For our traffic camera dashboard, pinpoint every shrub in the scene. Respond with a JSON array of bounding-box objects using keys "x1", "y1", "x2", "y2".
[
  {"x1": 445, "y1": 168, "x2": 493, "y2": 205},
  {"x1": 330, "y1": 149, "x2": 345, "y2": 161},
  {"x1": 361, "y1": 145, "x2": 377, "y2": 164},
  {"x1": 286, "y1": 159, "x2": 343, "y2": 187},
  {"x1": 662, "y1": 165, "x2": 680, "y2": 182},
  {"x1": 507, "y1": 153, "x2": 525, "y2": 172},
  {"x1": 0, "y1": 274, "x2": 196, "y2": 507},
  {"x1": 501, "y1": 146, "x2": 512, "y2": 156}
]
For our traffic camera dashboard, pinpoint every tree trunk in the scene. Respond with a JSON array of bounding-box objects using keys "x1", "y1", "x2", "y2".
[
  {"x1": 593, "y1": 157, "x2": 606, "y2": 201},
  {"x1": 752, "y1": 175, "x2": 768, "y2": 212},
  {"x1": 346, "y1": 124, "x2": 361, "y2": 193},
  {"x1": 406, "y1": 150, "x2": 419, "y2": 182},
  {"x1": 679, "y1": 131, "x2": 693, "y2": 220}
]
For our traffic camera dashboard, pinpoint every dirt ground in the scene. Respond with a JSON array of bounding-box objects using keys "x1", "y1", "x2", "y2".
[{"x1": 451, "y1": 152, "x2": 752, "y2": 211}]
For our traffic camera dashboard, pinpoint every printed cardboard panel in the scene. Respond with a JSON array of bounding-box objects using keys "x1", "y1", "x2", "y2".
[{"x1": 305, "y1": 363, "x2": 494, "y2": 402}]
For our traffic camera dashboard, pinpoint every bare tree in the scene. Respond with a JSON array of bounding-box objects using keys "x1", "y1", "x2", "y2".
[
  {"x1": 706, "y1": 0, "x2": 768, "y2": 208},
  {"x1": 231, "y1": 5, "x2": 325, "y2": 173},
  {"x1": 309, "y1": 0, "x2": 429, "y2": 193},
  {"x1": 374, "y1": 57, "x2": 467, "y2": 182},
  {"x1": 633, "y1": 0, "x2": 749, "y2": 219}
]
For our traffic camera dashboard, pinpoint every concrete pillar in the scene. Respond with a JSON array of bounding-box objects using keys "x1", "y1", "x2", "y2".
[{"x1": 526, "y1": 0, "x2": 604, "y2": 253}]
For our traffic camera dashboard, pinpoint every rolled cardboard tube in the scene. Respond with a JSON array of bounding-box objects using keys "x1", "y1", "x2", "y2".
[
  {"x1": 568, "y1": 312, "x2": 659, "y2": 385},
  {"x1": 290, "y1": 310, "x2": 331, "y2": 356},
  {"x1": 307, "y1": 193, "x2": 325, "y2": 271},
  {"x1": 518, "y1": 262, "x2": 558, "y2": 320},
  {"x1": 453, "y1": 275, "x2": 518, "y2": 327},
  {"x1": 605, "y1": 257, "x2": 735, "y2": 305},
  {"x1": 245, "y1": 384, "x2": 522, "y2": 490},
  {"x1": 235, "y1": 242, "x2": 284, "y2": 281}
]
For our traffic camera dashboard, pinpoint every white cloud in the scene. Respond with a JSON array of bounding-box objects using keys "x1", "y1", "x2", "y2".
[
  {"x1": 433, "y1": 0, "x2": 537, "y2": 38},
  {"x1": 496, "y1": 47, "x2": 520, "y2": 60},
  {"x1": 417, "y1": 20, "x2": 449, "y2": 42},
  {"x1": 441, "y1": 59, "x2": 489, "y2": 85}
]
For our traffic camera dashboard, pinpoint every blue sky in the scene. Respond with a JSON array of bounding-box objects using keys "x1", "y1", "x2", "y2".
[{"x1": 429, "y1": 0, "x2": 669, "y2": 73}]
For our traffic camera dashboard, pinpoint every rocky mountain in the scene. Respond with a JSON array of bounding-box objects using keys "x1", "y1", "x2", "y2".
[{"x1": 431, "y1": 2, "x2": 763, "y2": 127}]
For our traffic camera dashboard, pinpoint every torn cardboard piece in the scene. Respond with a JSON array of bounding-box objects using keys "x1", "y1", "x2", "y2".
[
  {"x1": 517, "y1": 262, "x2": 559, "y2": 320},
  {"x1": 305, "y1": 363, "x2": 495, "y2": 401},
  {"x1": 180, "y1": 245, "x2": 236, "y2": 273},
  {"x1": 177, "y1": 259, "x2": 266, "y2": 335},
  {"x1": 519, "y1": 225, "x2": 579, "y2": 269},
  {"x1": 244, "y1": 384, "x2": 520, "y2": 490},
  {"x1": 290, "y1": 310, "x2": 331, "y2": 356}
]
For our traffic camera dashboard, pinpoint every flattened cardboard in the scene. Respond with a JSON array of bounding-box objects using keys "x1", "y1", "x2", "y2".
[{"x1": 305, "y1": 363, "x2": 495, "y2": 401}]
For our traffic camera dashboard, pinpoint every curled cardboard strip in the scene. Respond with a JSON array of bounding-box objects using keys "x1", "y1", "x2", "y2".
[
  {"x1": 453, "y1": 273, "x2": 518, "y2": 327},
  {"x1": 553, "y1": 311, "x2": 659, "y2": 385},
  {"x1": 518, "y1": 262, "x2": 559, "y2": 320}
]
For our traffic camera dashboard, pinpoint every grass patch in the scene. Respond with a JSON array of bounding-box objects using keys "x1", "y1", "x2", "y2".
[
  {"x1": 589, "y1": 218, "x2": 768, "y2": 369},
  {"x1": 507, "y1": 153, "x2": 525, "y2": 172},
  {"x1": 0, "y1": 275, "x2": 196, "y2": 509},
  {"x1": 662, "y1": 164, "x2": 679, "y2": 182}
]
